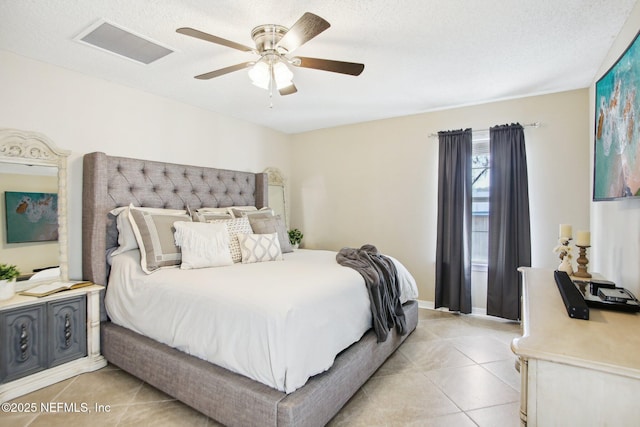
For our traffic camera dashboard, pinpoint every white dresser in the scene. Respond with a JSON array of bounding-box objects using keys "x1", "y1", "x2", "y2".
[{"x1": 512, "y1": 267, "x2": 640, "y2": 426}]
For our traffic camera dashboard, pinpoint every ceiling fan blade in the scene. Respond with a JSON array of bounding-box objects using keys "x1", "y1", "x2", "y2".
[
  {"x1": 279, "y1": 83, "x2": 298, "y2": 96},
  {"x1": 194, "y1": 62, "x2": 254, "y2": 80},
  {"x1": 277, "y1": 13, "x2": 330, "y2": 53},
  {"x1": 177, "y1": 27, "x2": 254, "y2": 53},
  {"x1": 295, "y1": 57, "x2": 364, "y2": 76}
]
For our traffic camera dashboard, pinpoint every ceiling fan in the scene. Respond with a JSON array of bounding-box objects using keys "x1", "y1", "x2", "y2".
[{"x1": 176, "y1": 12, "x2": 364, "y2": 96}]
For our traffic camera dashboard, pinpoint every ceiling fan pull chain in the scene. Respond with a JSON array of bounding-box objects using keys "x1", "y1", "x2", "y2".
[{"x1": 268, "y1": 66, "x2": 274, "y2": 109}]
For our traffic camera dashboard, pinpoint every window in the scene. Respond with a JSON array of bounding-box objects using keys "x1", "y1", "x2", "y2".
[{"x1": 471, "y1": 132, "x2": 490, "y2": 266}]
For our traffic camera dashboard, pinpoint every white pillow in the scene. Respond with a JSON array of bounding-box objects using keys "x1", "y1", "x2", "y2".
[
  {"x1": 209, "y1": 217, "x2": 253, "y2": 263},
  {"x1": 110, "y1": 205, "x2": 187, "y2": 256},
  {"x1": 174, "y1": 222, "x2": 233, "y2": 269},
  {"x1": 237, "y1": 233, "x2": 283, "y2": 264},
  {"x1": 110, "y1": 206, "x2": 136, "y2": 256}
]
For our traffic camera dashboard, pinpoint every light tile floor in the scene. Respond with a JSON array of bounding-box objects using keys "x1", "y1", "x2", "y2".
[{"x1": 3, "y1": 309, "x2": 522, "y2": 427}]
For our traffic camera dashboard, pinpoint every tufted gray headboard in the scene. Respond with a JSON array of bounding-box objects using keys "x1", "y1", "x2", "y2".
[{"x1": 82, "y1": 152, "x2": 268, "y2": 287}]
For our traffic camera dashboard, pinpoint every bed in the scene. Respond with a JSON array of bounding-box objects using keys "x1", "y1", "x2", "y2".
[{"x1": 81, "y1": 151, "x2": 419, "y2": 427}]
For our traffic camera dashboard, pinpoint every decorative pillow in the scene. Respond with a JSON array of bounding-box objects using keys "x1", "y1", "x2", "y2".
[
  {"x1": 109, "y1": 206, "x2": 137, "y2": 256},
  {"x1": 194, "y1": 211, "x2": 233, "y2": 222},
  {"x1": 237, "y1": 233, "x2": 283, "y2": 264},
  {"x1": 248, "y1": 214, "x2": 293, "y2": 253},
  {"x1": 173, "y1": 222, "x2": 233, "y2": 269},
  {"x1": 209, "y1": 217, "x2": 253, "y2": 263},
  {"x1": 197, "y1": 207, "x2": 230, "y2": 214},
  {"x1": 127, "y1": 204, "x2": 191, "y2": 273},
  {"x1": 188, "y1": 206, "x2": 233, "y2": 222},
  {"x1": 111, "y1": 206, "x2": 187, "y2": 256},
  {"x1": 230, "y1": 206, "x2": 274, "y2": 219},
  {"x1": 227, "y1": 206, "x2": 258, "y2": 217}
]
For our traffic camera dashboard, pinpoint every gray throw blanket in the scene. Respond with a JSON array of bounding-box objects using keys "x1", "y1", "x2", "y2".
[{"x1": 336, "y1": 245, "x2": 407, "y2": 342}]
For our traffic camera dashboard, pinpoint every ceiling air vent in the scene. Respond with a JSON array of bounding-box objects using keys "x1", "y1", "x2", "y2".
[{"x1": 75, "y1": 20, "x2": 173, "y2": 64}]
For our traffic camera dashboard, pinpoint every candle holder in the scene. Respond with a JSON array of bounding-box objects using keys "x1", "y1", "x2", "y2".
[{"x1": 573, "y1": 245, "x2": 592, "y2": 278}]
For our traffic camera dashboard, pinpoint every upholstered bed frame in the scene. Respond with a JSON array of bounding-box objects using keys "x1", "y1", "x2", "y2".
[{"x1": 81, "y1": 152, "x2": 418, "y2": 427}]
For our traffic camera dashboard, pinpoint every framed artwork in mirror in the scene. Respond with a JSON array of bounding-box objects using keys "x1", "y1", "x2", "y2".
[{"x1": 4, "y1": 191, "x2": 59, "y2": 243}]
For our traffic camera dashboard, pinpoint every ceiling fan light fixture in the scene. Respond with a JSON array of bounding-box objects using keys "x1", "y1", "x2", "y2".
[
  {"x1": 249, "y1": 60, "x2": 294, "y2": 91},
  {"x1": 273, "y1": 61, "x2": 294, "y2": 89},
  {"x1": 178, "y1": 12, "x2": 363, "y2": 96},
  {"x1": 248, "y1": 61, "x2": 271, "y2": 89}
]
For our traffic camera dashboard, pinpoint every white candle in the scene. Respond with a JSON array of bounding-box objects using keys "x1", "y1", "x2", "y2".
[
  {"x1": 559, "y1": 224, "x2": 572, "y2": 239},
  {"x1": 576, "y1": 230, "x2": 590, "y2": 246}
]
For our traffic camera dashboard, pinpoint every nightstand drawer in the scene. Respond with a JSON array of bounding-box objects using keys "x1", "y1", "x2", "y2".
[
  {"x1": 48, "y1": 296, "x2": 87, "y2": 367},
  {"x1": 0, "y1": 304, "x2": 47, "y2": 383}
]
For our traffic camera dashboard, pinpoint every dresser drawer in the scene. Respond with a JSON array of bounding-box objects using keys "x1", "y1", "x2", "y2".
[
  {"x1": 0, "y1": 304, "x2": 47, "y2": 383},
  {"x1": 48, "y1": 296, "x2": 87, "y2": 367},
  {"x1": 0, "y1": 283, "x2": 105, "y2": 402},
  {"x1": 1, "y1": 295, "x2": 88, "y2": 383}
]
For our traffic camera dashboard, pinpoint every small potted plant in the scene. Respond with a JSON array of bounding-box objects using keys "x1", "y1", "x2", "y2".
[
  {"x1": 288, "y1": 229, "x2": 303, "y2": 249},
  {"x1": 0, "y1": 263, "x2": 20, "y2": 300}
]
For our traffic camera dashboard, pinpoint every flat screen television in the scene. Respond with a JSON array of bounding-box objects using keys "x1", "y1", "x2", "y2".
[
  {"x1": 4, "y1": 191, "x2": 58, "y2": 243},
  {"x1": 594, "y1": 30, "x2": 640, "y2": 201}
]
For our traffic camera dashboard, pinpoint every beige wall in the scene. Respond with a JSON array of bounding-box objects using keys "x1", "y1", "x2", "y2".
[
  {"x1": 0, "y1": 50, "x2": 291, "y2": 280},
  {"x1": 1, "y1": 48, "x2": 597, "y2": 307},
  {"x1": 590, "y1": 1, "x2": 640, "y2": 297},
  {"x1": 290, "y1": 90, "x2": 591, "y2": 306}
]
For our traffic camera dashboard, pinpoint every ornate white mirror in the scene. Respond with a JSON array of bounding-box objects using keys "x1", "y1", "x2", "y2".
[
  {"x1": 263, "y1": 167, "x2": 288, "y2": 228},
  {"x1": 0, "y1": 128, "x2": 70, "y2": 289}
]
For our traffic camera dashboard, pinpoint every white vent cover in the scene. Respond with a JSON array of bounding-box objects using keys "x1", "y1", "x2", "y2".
[{"x1": 75, "y1": 20, "x2": 173, "y2": 64}]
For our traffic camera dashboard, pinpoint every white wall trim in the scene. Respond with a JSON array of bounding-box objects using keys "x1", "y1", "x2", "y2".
[{"x1": 417, "y1": 299, "x2": 489, "y2": 317}]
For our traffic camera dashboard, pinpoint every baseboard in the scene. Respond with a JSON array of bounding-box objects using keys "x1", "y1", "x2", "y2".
[{"x1": 417, "y1": 299, "x2": 487, "y2": 316}]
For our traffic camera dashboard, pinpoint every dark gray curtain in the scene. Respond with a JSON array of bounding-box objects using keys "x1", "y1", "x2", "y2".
[
  {"x1": 487, "y1": 123, "x2": 531, "y2": 320},
  {"x1": 435, "y1": 129, "x2": 472, "y2": 314}
]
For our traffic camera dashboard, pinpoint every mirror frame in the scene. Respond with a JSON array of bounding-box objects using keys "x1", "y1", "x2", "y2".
[
  {"x1": 263, "y1": 167, "x2": 288, "y2": 228},
  {"x1": 0, "y1": 128, "x2": 70, "y2": 286}
]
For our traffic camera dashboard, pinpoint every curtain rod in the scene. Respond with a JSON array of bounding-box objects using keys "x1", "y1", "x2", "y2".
[{"x1": 428, "y1": 122, "x2": 540, "y2": 138}]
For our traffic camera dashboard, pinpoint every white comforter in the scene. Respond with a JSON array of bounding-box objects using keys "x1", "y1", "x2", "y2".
[{"x1": 105, "y1": 249, "x2": 418, "y2": 393}]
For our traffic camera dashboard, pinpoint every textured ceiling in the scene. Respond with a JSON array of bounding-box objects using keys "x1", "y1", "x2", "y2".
[{"x1": 0, "y1": 0, "x2": 637, "y2": 134}]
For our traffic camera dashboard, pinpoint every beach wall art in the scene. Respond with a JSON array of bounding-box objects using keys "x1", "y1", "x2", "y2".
[
  {"x1": 4, "y1": 191, "x2": 58, "y2": 243},
  {"x1": 594, "y1": 30, "x2": 640, "y2": 201}
]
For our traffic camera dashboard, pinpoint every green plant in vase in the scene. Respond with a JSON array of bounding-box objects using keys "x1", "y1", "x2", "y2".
[
  {"x1": 0, "y1": 263, "x2": 20, "y2": 282},
  {"x1": 288, "y1": 229, "x2": 303, "y2": 249},
  {"x1": 0, "y1": 263, "x2": 20, "y2": 301}
]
